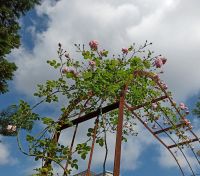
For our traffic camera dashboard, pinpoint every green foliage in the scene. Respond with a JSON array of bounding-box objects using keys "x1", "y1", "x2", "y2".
[
  {"x1": 193, "y1": 100, "x2": 200, "y2": 117},
  {"x1": 0, "y1": 101, "x2": 39, "y2": 137},
  {"x1": 41, "y1": 117, "x2": 54, "y2": 126},
  {"x1": 96, "y1": 137, "x2": 104, "y2": 147},
  {"x1": 11, "y1": 100, "x2": 39, "y2": 131},
  {"x1": 0, "y1": 0, "x2": 41, "y2": 57},
  {"x1": 0, "y1": 105, "x2": 18, "y2": 136},
  {"x1": 10, "y1": 41, "x2": 190, "y2": 175},
  {"x1": 76, "y1": 143, "x2": 91, "y2": 160},
  {"x1": 0, "y1": 59, "x2": 17, "y2": 93},
  {"x1": 0, "y1": 0, "x2": 41, "y2": 93}
]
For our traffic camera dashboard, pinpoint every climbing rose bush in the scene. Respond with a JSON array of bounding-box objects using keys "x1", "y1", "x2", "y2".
[{"x1": 10, "y1": 40, "x2": 192, "y2": 175}]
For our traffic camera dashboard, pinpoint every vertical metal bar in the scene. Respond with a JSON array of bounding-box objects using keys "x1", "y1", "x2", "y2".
[
  {"x1": 113, "y1": 93, "x2": 125, "y2": 176},
  {"x1": 63, "y1": 124, "x2": 79, "y2": 176},
  {"x1": 86, "y1": 118, "x2": 99, "y2": 176}
]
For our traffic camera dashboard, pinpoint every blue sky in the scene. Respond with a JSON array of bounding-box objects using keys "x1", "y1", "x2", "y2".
[{"x1": 1, "y1": 0, "x2": 200, "y2": 175}]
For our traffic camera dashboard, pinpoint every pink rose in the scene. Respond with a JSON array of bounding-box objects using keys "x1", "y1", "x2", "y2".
[
  {"x1": 7, "y1": 125, "x2": 12, "y2": 130},
  {"x1": 122, "y1": 48, "x2": 128, "y2": 54},
  {"x1": 11, "y1": 125, "x2": 17, "y2": 132},
  {"x1": 179, "y1": 102, "x2": 186, "y2": 110},
  {"x1": 154, "y1": 56, "x2": 167, "y2": 68},
  {"x1": 62, "y1": 67, "x2": 78, "y2": 77},
  {"x1": 152, "y1": 103, "x2": 158, "y2": 109},
  {"x1": 154, "y1": 58, "x2": 163, "y2": 68},
  {"x1": 89, "y1": 60, "x2": 96, "y2": 66},
  {"x1": 183, "y1": 118, "x2": 191, "y2": 126},
  {"x1": 160, "y1": 81, "x2": 168, "y2": 90},
  {"x1": 7, "y1": 125, "x2": 17, "y2": 132},
  {"x1": 62, "y1": 67, "x2": 68, "y2": 74},
  {"x1": 89, "y1": 40, "x2": 98, "y2": 50}
]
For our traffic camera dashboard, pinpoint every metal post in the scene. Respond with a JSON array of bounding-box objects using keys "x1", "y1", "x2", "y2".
[{"x1": 113, "y1": 93, "x2": 125, "y2": 176}]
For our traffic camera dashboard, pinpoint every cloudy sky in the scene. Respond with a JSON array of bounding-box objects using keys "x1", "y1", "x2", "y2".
[{"x1": 1, "y1": 0, "x2": 200, "y2": 175}]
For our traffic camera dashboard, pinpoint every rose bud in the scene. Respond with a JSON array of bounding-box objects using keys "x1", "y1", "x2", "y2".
[
  {"x1": 89, "y1": 40, "x2": 98, "y2": 50},
  {"x1": 122, "y1": 48, "x2": 128, "y2": 54}
]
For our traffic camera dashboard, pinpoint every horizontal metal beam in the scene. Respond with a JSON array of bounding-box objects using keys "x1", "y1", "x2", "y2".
[
  {"x1": 60, "y1": 95, "x2": 168, "y2": 131},
  {"x1": 60, "y1": 102, "x2": 119, "y2": 130},
  {"x1": 154, "y1": 123, "x2": 184, "y2": 135},
  {"x1": 168, "y1": 138, "x2": 199, "y2": 149}
]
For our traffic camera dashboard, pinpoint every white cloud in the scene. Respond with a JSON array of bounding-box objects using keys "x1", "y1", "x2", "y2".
[
  {"x1": 9, "y1": 0, "x2": 180, "y2": 95},
  {"x1": 11, "y1": 0, "x2": 200, "y2": 100},
  {"x1": 127, "y1": 0, "x2": 200, "y2": 101},
  {"x1": 0, "y1": 136, "x2": 18, "y2": 165}
]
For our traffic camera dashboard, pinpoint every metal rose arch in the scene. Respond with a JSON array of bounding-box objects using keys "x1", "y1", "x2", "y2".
[
  {"x1": 43, "y1": 69, "x2": 200, "y2": 176},
  {"x1": 9, "y1": 41, "x2": 200, "y2": 176}
]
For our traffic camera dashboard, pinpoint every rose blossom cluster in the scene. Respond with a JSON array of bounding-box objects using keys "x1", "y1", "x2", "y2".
[
  {"x1": 179, "y1": 102, "x2": 187, "y2": 110},
  {"x1": 154, "y1": 56, "x2": 167, "y2": 68},
  {"x1": 62, "y1": 67, "x2": 78, "y2": 77},
  {"x1": 152, "y1": 103, "x2": 158, "y2": 109},
  {"x1": 160, "y1": 81, "x2": 168, "y2": 90},
  {"x1": 179, "y1": 102, "x2": 189, "y2": 114},
  {"x1": 181, "y1": 117, "x2": 192, "y2": 129},
  {"x1": 178, "y1": 102, "x2": 191, "y2": 128},
  {"x1": 7, "y1": 125, "x2": 17, "y2": 132}
]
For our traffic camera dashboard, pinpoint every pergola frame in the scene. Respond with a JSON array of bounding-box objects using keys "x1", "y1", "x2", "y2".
[{"x1": 44, "y1": 70, "x2": 200, "y2": 176}]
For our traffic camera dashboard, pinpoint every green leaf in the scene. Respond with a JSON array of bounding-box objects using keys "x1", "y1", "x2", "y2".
[
  {"x1": 143, "y1": 60, "x2": 151, "y2": 69},
  {"x1": 81, "y1": 153, "x2": 86, "y2": 160},
  {"x1": 41, "y1": 117, "x2": 54, "y2": 125},
  {"x1": 26, "y1": 134, "x2": 34, "y2": 142}
]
